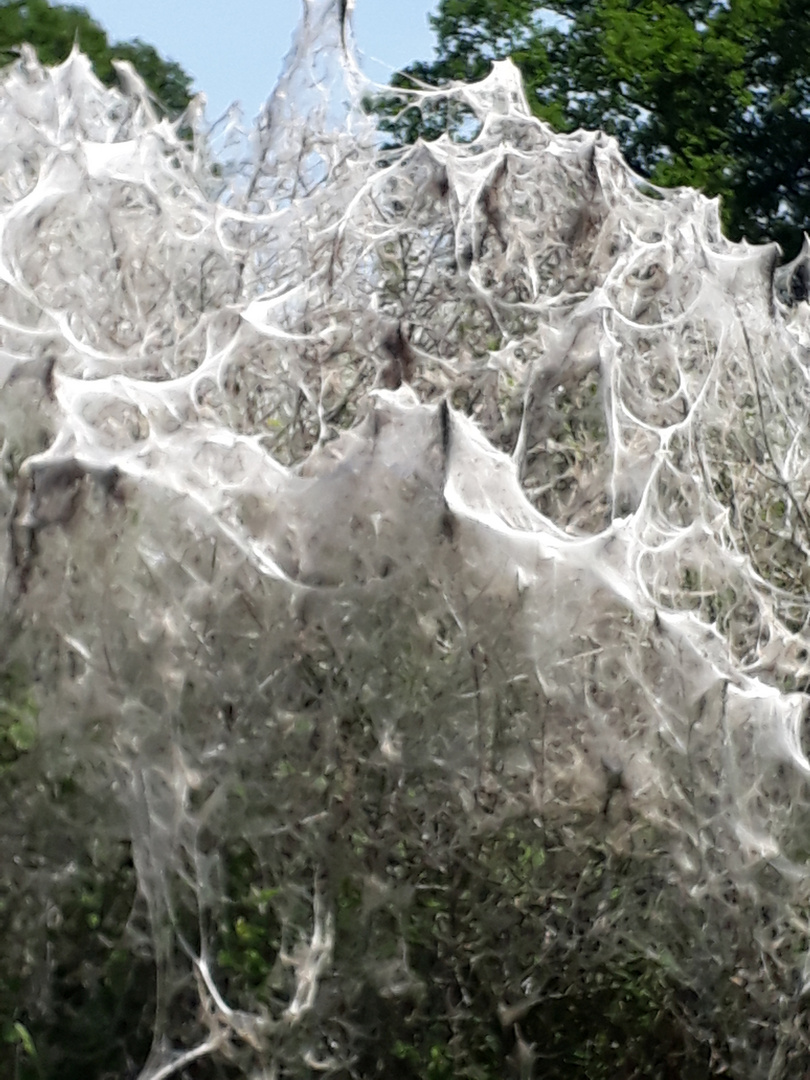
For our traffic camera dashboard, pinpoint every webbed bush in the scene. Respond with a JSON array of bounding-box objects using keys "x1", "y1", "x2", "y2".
[{"x1": 2, "y1": 2, "x2": 810, "y2": 1077}]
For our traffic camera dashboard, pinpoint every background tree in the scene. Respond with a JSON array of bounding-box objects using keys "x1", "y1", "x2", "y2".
[
  {"x1": 381, "y1": 0, "x2": 810, "y2": 257},
  {"x1": 0, "y1": 0, "x2": 192, "y2": 117}
]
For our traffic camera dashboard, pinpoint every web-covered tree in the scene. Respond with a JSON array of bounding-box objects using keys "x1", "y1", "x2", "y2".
[
  {"x1": 4, "y1": 5, "x2": 810, "y2": 1078},
  {"x1": 378, "y1": 0, "x2": 810, "y2": 257},
  {"x1": 0, "y1": 0, "x2": 192, "y2": 116}
]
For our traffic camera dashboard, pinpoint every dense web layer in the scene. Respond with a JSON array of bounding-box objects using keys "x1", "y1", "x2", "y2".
[{"x1": 3, "y1": 2, "x2": 810, "y2": 1076}]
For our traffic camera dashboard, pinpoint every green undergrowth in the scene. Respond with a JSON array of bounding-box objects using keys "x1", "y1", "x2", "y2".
[{"x1": 0, "y1": 819, "x2": 726, "y2": 1079}]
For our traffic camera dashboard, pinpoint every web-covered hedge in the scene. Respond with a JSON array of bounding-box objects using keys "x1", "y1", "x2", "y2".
[{"x1": 2, "y1": 2, "x2": 810, "y2": 1076}]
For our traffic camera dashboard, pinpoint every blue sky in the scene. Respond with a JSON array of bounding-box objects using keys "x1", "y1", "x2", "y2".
[{"x1": 82, "y1": 1, "x2": 440, "y2": 122}]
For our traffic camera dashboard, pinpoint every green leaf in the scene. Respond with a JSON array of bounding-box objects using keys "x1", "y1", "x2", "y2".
[{"x1": 11, "y1": 1022, "x2": 37, "y2": 1058}]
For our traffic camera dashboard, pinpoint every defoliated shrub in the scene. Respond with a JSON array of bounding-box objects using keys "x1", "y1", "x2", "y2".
[{"x1": 2, "y1": 2, "x2": 810, "y2": 1077}]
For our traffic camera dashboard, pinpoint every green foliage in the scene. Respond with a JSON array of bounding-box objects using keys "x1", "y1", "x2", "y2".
[
  {"x1": 0, "y1": 0, "x2": 192, "y2": 116},
  {"x1": 0, "y1": 840, "x2": 155, "y2": 1080},
  {"x1": 346, "y1": 819, "x2": 717, "y2": 1079},
  {"x1": 378, "y1": 0, "x2": 810, "y2": 256},
  {"x1": 215, "y1": 843, "x2": 281, "y2": 1005},
  {"x1": 0, "y1": 662, "x2": 37, "y2": 771},
  {"x1": 0, "y1": 770, "x2": 721, "y2": 1079}
]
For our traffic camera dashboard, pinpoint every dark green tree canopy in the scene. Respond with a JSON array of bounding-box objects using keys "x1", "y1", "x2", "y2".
[
  {"x1": 0, "y1": 0, "x2": 193, "y2": 117},
  {"x1": 383, "y1": 0, "x2": 810, "y2": 256}
]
